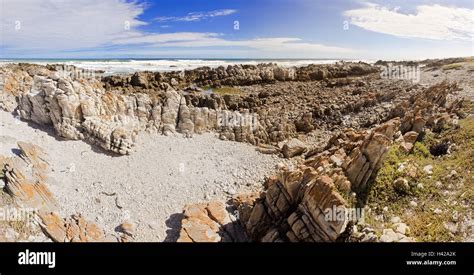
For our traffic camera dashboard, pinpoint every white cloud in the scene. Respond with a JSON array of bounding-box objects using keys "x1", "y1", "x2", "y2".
[
  {"x1": 0, "y1": 0, "x2": 353, "y2": 57},
  {"x1": 1, "y1": 0, "x2": 147, "y2": 50},
  {"x1": 111, "y1": 32, "x2": 221, "y2": 45},
  {"x1": 111, "y1": 33, "x2": 353, "y2": 54},
  {"x1": 345, "y1": 3, "x2": 474, "y2": 41},
  {"x1": 154, "y1": 9, "x2": 237, "y2": 22}
]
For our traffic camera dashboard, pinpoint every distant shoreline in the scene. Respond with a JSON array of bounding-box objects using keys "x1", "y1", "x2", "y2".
[{"x1": 0, "y1": 58, "x2": 370, "y2": 74}]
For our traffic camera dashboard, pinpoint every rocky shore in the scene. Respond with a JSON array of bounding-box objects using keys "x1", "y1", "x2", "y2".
[
  {"x1": 0, "y1": 58, "x2": 472, "y2": 242},
  {"x1": 0, "y1": 62, "x2": 378, "y2": 155}
]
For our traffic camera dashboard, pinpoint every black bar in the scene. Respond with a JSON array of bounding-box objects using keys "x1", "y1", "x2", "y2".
[{"x1": 0, "y1": 243, "x2": 471, "y2": 274}]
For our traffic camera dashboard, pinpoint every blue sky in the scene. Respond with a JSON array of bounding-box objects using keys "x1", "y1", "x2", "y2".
[{"x1": 0, "y1": 0, "x2": 473, "y2": 59}]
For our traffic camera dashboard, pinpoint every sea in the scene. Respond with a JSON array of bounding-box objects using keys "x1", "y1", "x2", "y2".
[{"x1": 0, "y1": 58, "x2": 373, "y2": 75}]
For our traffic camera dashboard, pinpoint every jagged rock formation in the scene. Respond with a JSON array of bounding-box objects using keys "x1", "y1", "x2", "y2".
[
  {"x1": 0, "y1": 141, "x2": 107, "y2": 242},
  {"x1": 101, "y1": 62, "x2": 377, "y2": 91},
  {"x1": 38, "y1": 212, "x2": 106, "y2": 242},
  {"x1": 176, "y1": 118, "x2": 400, "y2": 242},
  {"x1": 0, "y1": 66, "x2": 33, "y2": 112},
  {"x1": 14, "y1": 73, "x2": 271, "y2": 154},
  {"x1": 176, "y1": 81, "x2": 461, "y2": 242},
  {"x1": 177, "y1": 201, "x2": 248, "y2": 242},
  {"x1": 282, "y1": 138, "x2": 308, "y2": 158},
  {"x1": 1, "y1": 60, "x2": 466, "y2": 242},
  {"x1": 0, "y1": 62, "x2": 383, "y2": 155},
  {"x1": 1, "y1": 142, "x2": 57, "y2": 211},
  {"x1": 237, "y1": 118, "x2": 400, "y2": 242}
]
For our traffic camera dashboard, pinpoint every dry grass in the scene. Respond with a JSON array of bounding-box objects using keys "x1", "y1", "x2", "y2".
[
  {"x1": 202, "y1": 86, "x2": 244, "y2": 96},
  {"x1": 442, "y1": 57, "x2": 474, "y2": 71},
  {"x1": 363, "y1": 106, "x2": 474, "y2": 241}
]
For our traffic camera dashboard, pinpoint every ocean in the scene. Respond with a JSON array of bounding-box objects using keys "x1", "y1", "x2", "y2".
[{"x1": 0, "y1": 58, "x2": 372, "y2": 75}]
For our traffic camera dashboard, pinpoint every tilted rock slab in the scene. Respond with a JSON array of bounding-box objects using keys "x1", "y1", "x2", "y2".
[
  {"x1": 239, "y1": 118, "x2": 400, "y2": 242},
  {"x1": 176, "y1": 118, "x2": 401, "y2": 242},
  {"x1": 177, "y1": 201, "x2": 248, "y2": 242},
  {"x1": 0, "y1": 142, "x2": 107, "y2": 242},
  {"x1": 175, "y1": 81, "x2": 461, "y2": 242}
]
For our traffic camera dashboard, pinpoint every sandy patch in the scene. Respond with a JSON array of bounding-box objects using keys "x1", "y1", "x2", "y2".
[{"x1": 0, "y1": 111, "x2": 286, "y2": 241}]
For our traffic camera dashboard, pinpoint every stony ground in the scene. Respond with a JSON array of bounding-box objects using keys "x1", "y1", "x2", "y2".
[
  {"x1": 0, "y1": 111, "x2": 286, "y2": 241},
  {"x1": 0, "y1": 58, "x2": 472, "y2": 242},
  {"x1": 420, "y1": 58, "x2": 474, "y2": 100}
]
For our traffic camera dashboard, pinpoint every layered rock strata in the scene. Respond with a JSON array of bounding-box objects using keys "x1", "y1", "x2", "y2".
[
  {"x1": 0, "y1": 142, "x2": 107, "y2": 242},
  {"x1": 176, "y1": 81, "x2": 461, "y2": 242},
  {"x1": 1, "y1": 62, "x2": 381, "y2": 155}
]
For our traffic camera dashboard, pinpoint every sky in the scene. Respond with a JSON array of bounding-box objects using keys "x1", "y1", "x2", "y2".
[{"x1": 0, "y1": 0, "x2": 473, "y2": 59}]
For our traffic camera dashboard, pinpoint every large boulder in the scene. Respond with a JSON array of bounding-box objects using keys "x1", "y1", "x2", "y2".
[{"x1": 282, "y1": 138, "x2": 307, "y2": 158}]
